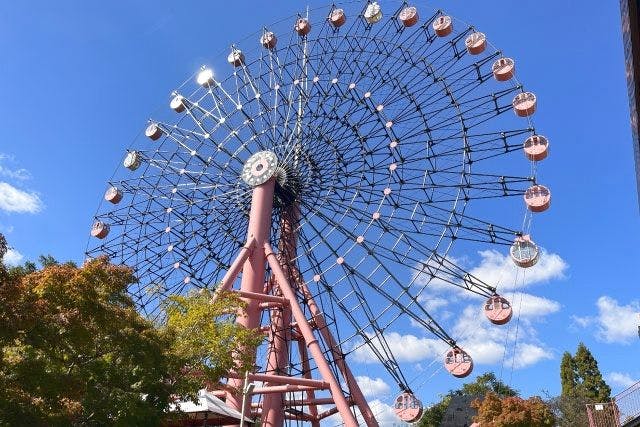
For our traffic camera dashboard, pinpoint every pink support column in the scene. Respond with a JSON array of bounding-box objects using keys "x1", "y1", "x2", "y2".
[
  {"x1": 219, "y1": 166, "x2": 378, "y2": 426},
  {"x1": 262, "y1": 304, "x2": 288, "y2": 426},
  {"x1": 297, "y1": 338, "x2": 321, "y2": 427},
  {"x1": 298, "y1": 281, "x2": 379, "y2": 427},
  {"x1": 226, "y1": 178, "x2": 276, "y2": 420},
  {"x1": 262, "y1": 206, "x2": 297, "y2": 427},
  {"x1": 265, "y1": 243, "x2": 360, "y2": 427}
]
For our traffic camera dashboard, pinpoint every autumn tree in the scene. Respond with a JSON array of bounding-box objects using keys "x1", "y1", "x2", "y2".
[
  {"x1": 0, "y1": 242, "x2": 261, "y2": 426},
  {"x1": 417, "y1": 372, "x2": 517, "y2": 427},
  {"x1": 472, "y1": 392, "x2": 556, "y2": 427},
  {"x1": 0, "y1": 256, "x2": 175, "y2": 426}
]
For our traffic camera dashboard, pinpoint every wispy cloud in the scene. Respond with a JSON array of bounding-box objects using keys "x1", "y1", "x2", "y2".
[
  {"x1": 353, "y1": 300, "x2": 555, "y2": 372},
  {"x1": 0, "y1": 154, "x2": 31, "y2": 181},
  {"x1": 508, "y1": 293, "x2": 561, "y2": 318},
  {"x1": 322, "y1": 399, "x2": 398, "y2": 426},
  {"x1": 453, "y1": 305, "x2": 554, "y2": 369},
  {"x1": 0, "y1": 182, "x2": 42, "y2": 213},
  {"x1": 414, "y1": 248, "x2": 567, "y2": 299},
  {"x1": 351, "y1": 331, "x2": 447, "y2": 364}
]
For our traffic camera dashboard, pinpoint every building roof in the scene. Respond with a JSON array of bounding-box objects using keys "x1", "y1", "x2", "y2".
[{"x1": 168, "y1": 389, "x2": 254, "y2": 426}]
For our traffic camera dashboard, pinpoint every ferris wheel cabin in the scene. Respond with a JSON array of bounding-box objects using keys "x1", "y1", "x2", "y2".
[
  {"x1": 394, "y1": 392, "x2": 423, "y2": 423},
  {"x1": 445, "y1": 347, "x2": 474, "y2": 378}
]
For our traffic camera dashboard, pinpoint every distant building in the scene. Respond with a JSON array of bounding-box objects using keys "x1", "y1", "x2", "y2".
[
  {"x1": 438, "y1": 394, "x2": 480, "y2": 427},
  {"x1": 621, "y1": 0, "x2": 640, "y2": 206}
]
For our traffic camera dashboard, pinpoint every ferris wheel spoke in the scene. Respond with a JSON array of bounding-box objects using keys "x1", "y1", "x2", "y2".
[
  {"x1": 296, "y1": 227, "x2": 411, "y2": 390},
  {"x1": 298, "y1": 203, "x2": 455, "y2": 345}
]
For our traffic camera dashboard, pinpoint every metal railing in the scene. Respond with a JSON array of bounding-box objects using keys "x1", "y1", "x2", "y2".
[{"x1": 587, "y1": 380, "x2": 640, "y2": 427}]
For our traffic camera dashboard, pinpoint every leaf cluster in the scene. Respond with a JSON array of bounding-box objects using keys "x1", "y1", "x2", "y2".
[
  {"x1": 472, "y1": 392, "x2": 556, "y2": 427},
  {"x1": 0, "y1": 247, "x2": 262, "y2": 426},
  {"x1": 163, "y1": 289, "x2": 264, "y2": 400},
  {"x1": 417, "y1": 372, "x2": 518, "y2": 427}
]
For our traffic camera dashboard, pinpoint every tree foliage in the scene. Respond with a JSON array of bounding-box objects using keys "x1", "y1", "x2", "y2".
[
  {"x1": 472, "y1": 392, "x2": 556, "y2": 427},
  {"x1": 417, "y1": 372, "x2": 518, "y2": 427},
  {"x1": 573, "y1": 343, "x2": 611, "y2": 401},
  {"x1": 0, "y1": 243, "x2": 261, "y2": 426},
  {"x1": 554, "y1": 342, "x2": 611, "y2": 427},
  {"x1": 164, "y1": 289, "x2": 264, "y2": 399},
  {"x1": 560, "y1": 352, "x2": 575, "y2": 396},
  {"x1": 460, "y1": 372, "x2": 518, "y2": 398},
  {"x1": 417, "y1": 395, "x2": 451, "y2": 427},
  {"x1": 0, "y1": 257, "x2": 174, "y2": 426}
]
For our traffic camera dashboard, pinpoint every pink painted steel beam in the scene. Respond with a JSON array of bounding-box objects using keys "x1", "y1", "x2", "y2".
[
  {"x1": 265, "y1": 243, "x2": 360, "y2": 427},
  {"x1": 252, "y1": 410, "x2": 316, "y2": 422},
  {"x1": 232, "y1": 290, "x2": 289, "y2": 305},
  {"x1": 298, "y1": 337, "x2": 320, "y2": 427},
  {"x1": 318, "y1": 407, "x2": 340, "y2": 420},
  {"x1": 212, "y1": 238, "x2": 255, "y2": 300},
  {"x1": 228, "y1": 372, "x2": 329, "y2": 388},
  {"x1": 225, "y1": 178, "x2": 276, "y2": 422},
  {"x1": 298, "y1": 280, "x2": 379, "y2": 426},
  {"x1": 252, "y1": 384, "x2": 327, "y2": 395}
]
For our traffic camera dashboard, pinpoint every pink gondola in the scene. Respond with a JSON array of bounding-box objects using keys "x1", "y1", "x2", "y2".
[
  {"x1": 484, "y1": 295, "x2": 513, "y2": 325},
  {"x1": 445, "y1": 347, "x2": 473, "y2": 378}
]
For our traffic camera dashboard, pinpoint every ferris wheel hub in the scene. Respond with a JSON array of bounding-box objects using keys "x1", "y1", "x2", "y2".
[{"x1": 242, "y1": 150, "x2": 279, "y2": 187}]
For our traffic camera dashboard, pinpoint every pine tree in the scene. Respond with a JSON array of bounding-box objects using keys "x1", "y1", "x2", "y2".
[
  {"x1": 555, "y1": 343, "x2": 612, "y2": 426},
  {"x1": 574, "y1": 342, "x2": 611, "y2": 401},
  {"x1": 560, "y1": 352, "x2": 576, "y2": 396}
]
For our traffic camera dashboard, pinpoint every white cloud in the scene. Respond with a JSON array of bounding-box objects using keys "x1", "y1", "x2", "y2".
[
  {"x1": 321, "y1": 399, "x2": 398, "y2": 426},
  {"x1": 413, "y1": 249, "x2": 567, "y2": 300},
  {"x1": 354, "y1": 376, "x2": 391, "y2": 399},
  {"x1": 571, "y1": 297, "x2": 639, "y2": 344},
  {"x1": 0, "y1": 224, "x2": 14, "y2": 234},
  {"x1": 453, "y1": 305, "x2": 553, "y2": 369},
  {"x1": 417, "y1": 295, "x2": 450, "y2": 312},
  {"x1": 570, "y1": 315, "x2": 593, "y2": 328},
  {"x1": 352, "y1": 332, "x2": 447, "y2": 364},
  {"x1": 365, "y1": 399, "x2": 398, "y2": 425},
  {"x1": 508, "y1": 293, "x2": 561, "y2": 318},
  {"x1": 0, "y1": 182, "x2": 42, "y2": 213},
  {"x1": 2, "y1": 248, "x2": 23, "y2": 266},
  {"x1": 356, "y1": 299, "x2": 555, "y2": 373},
  {"x1": 606, "y1": 372, "x2": 638, "y2": 390},
  {"x1": 469, "y1": 249, "x2": 567, "y2": 291},
  {"x1": 594, "y1": 297, "x2": 639, "y2": 344},
  {"x1": 510, "y1": 343, "x2": 553, "y2": 369}
]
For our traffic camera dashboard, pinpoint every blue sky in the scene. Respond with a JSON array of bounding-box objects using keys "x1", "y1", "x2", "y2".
[{"x1": 1, "y1": 0, "x2": 640, "y2": 423}]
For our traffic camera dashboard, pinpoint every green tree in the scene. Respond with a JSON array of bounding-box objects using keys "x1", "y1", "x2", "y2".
[
  {"x1": 163, "y1": 288, "x2": 264, "y2": 399},
  {"x1": 0, "y1": 246, "x2": 261, "y2": 426},
  {"x1": 417, "y1": 395, "x2": 451, "y2": 427},
  {"x1": 574, "y1": 343, "x2": 610, "y2": 401},
  {"x1": 0, "y1": 257, "x2": 174, "y2": 426},
  {"x1": 417, "y1": 372, "x2": 517, "y2": 427},
  {"x1": 461, "y1": 372, "x2": 518, "y2": 398},
  {"x1": 0, "y1": 234, "x2": 6, "y2": 259},
  {"x1": 560, "y1": 352, "x2": 575, "y2": 396},
  {"x1": 554, "y1": 342, "x2": 611, "y2": 427},
  {"x1": 472, "y1": 392, "x2": 556, "y2": 427}
]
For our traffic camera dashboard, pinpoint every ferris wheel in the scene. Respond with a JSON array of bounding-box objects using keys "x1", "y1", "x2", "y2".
[{"x1": 87, "y1": 1, "x2": 551, "y2": 425}]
